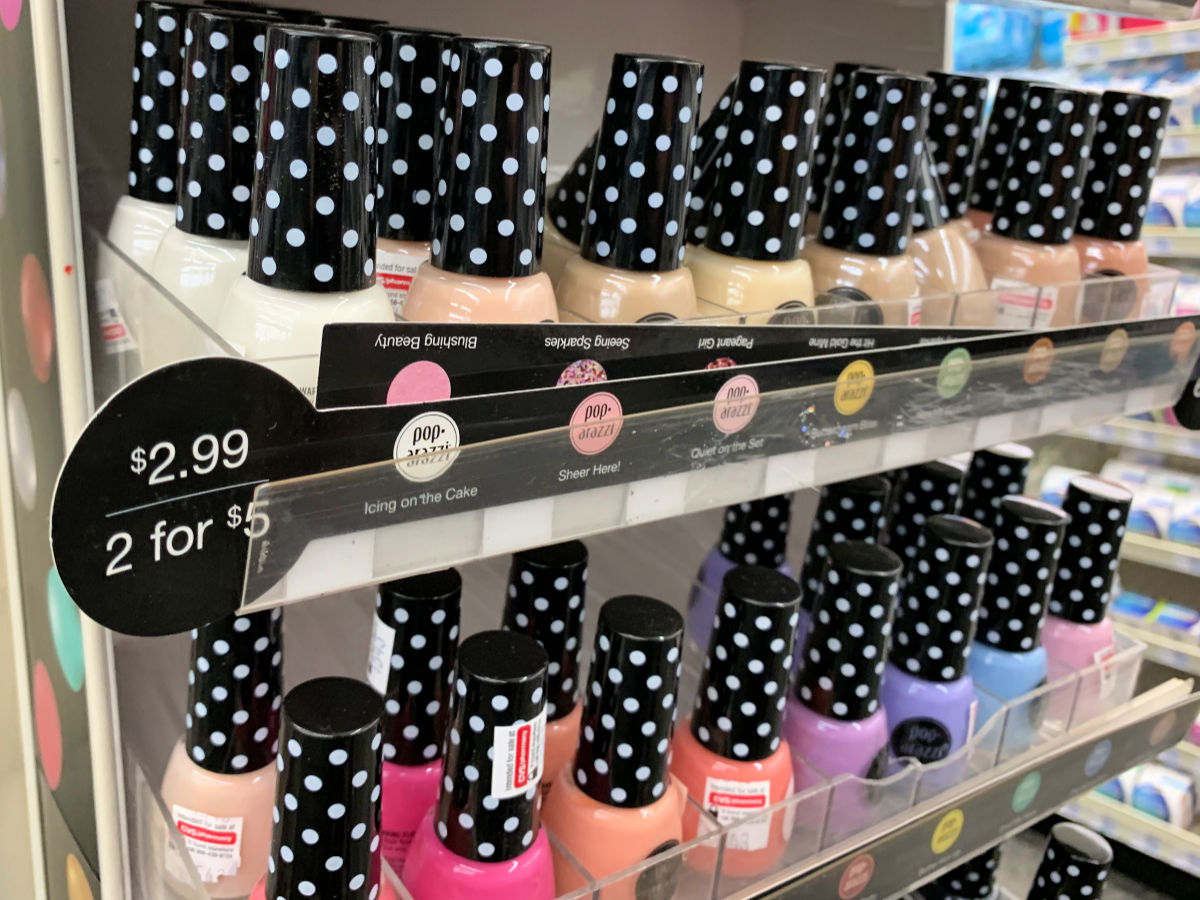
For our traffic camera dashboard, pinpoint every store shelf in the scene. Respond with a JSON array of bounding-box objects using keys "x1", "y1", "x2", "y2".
[
  {"x1": 1074, "y1": 417, "x2": 1200, "y2": 456},
  {"x1": 1116, "y1": 617, "x2": 1200, "y2": 675},
  {"x1": 1120, "y1": 531, "x2": 1200, "y2": 575},
  {"x1": 1143, "y1": 227, "x2": 1200, "y2": 259},
  {"x1": 1161, "y1": 127, "x2": 1200, "y2": 160},
  {"x1": 1062, "y1": 789, "x2": 1200, "y2": 879},
  {"x1": 1065, "y1": 21, "x2": 1200, "y2": 66}
]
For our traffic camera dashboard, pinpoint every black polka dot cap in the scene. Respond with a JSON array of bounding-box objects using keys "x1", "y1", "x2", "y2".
[
  {"x1": 703, "y1": 60, "x2": 824, "y2": 262},
  {"x1": 894, "y1": 515, "x2": 993, "y2": 683},
  {"x1": 684, "y1": 76, "x2": 737, "y2": 246},
  {"x1": 978, "y1": 496, "x2": 1069, "y2": 653},
  {"x1": 969, "y1": 77, "x2": 1032, "y2": 215},
  {"x1": 1028, "y1": 823, "x2": 1112, "y2": 900},
  {"x1": 375, "y1": 570, "x2": 461, "y2": 768},
  {"x1": 175, "y1": 9, "x2": 274, "y2": 240},
  {"x1": 1052, "y1": 476, "x2": 1132, "y2": 625},
  {"x1": 580, "y1": 54, "x2": 703, "y2": 272},
  {"x1": 502, "y1": 541, "x2": 588, "y2": 722},
  {"x1": 991, "y1": 84, "x2": 1099, "y2": 246},
  {"x1": 265, "y1": 677, "x2": 384, "y2": 900},
  {"x1": 574, "y1": 595, "x2": 683, "y2": 809},
  {"x1": 962, "y1": 443, "x2": 1034, "y2": 531},
  {"x1": 248, "y1": 25, "x2": 379, "y2": 293},
  {"x1": 1076, "y1": 90, "x2": 1171, "y2": 242},
  {"x1": 547, "y1": 131, "x2": 599, "y2": 246},
  {"x1": 128, "y1": 2, "x2": 188, "y2": 203},
  {"x1": 719, "y1": 494, "x2": 792, "y2": 569},
  {"x1": 438, "y1": 631, "x2": 547, "y2": 862},
  {"x1": 919, "y1": 846, "x2": 1001, "y2": 900},
  {"x1": 377, "y1": 28, "x2": 457, "y2": 243},
  {"x1": 185, "y1": 609, "x2": 283, "y2": 775},
  {"x1": 885, "y1": 459, "x2": 966, "y2": 565},
  {"x1": 797, "y1": 541, "x2": 902, "y2": 721},
  {"x1": 808, "y1": 62, "x2": 872, "y2": 222},
  {"x1": 926, "y1": 71, "x2": 989, "y2": 221},
  {"x1": 431, "y1": 38, "x2": 551, "y2": 279},
  {"x1": 817, "y1": 70, "x2": 932, "y2": 257},
  {"x1": 912, "y1": 145, "x2": 952, "y2": 233},
  {"x1": 798, "y1": 474, "x2": 891, "y2": 610},
  {"x1": 693, "y1": 566, "x2": 800, "y2": 760}
]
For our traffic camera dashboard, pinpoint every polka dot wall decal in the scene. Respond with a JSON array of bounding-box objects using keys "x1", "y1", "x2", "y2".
[
  {"x1": 968, "y1": 78, "x2": 1032, "y2": 216},
  {"x1": 1050, "y1": 476, "x2": 1131, "y2": 624},
  {"x1": 925, "y1": 71, "x2": 989, "y2": 221},
  {"x1": 33, "y1": 661, "x2": 63, "y2": 789},
  {"x1": 962, "y1": 443, "x2": 1034, "y2": 531},
  {"x1": 6, "y1": 387, "x2": 37, "y2": 511},
  {"x1": 47, "y1": 566, "x2": 85, "y2": 691},
  {"x1": 126, "y1": 2, "x2": 187, "y2": 203}
]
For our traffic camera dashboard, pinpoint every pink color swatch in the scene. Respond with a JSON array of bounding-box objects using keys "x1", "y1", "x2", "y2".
[
  {"x1": 387, "y1": 361, "x2": 452, "y2": 406},
  {"x1": 33, "y1": 661, "x2": 62, "y2": 789}
]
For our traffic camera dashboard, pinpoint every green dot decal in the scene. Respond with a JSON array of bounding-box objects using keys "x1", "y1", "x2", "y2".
[
  {"x1": 937, "y1": 347, "x2": 972, "y2": 399},
  {"x1": 1012, "y1": 771, "x2": 1042, "y2": 813}
]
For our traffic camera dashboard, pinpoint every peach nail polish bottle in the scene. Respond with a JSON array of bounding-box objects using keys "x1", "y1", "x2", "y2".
[
  {"x1": 684, "y1": 77, "x2": 737, "y2": 246},
  {"x1": 805, "y1": 62, "x2": 873, "y2": 237},
  {"x1": 925, "y1": 71, "x2": 990, "y2": 236},
  {"x1": 685, "y1": 61, "x2": 824, "y2": 316},
  {"x1": 671, "y1": 566, "x2": 800, "y2": 876},
  {"x1": 544, "y1": 132, "x2": 597, "y2": 286},
  {"x1": 962, "y1": 443, "x2": 1034, "y2": 531},
  {"x1": 375, "y1": 28, "x2": 457, "y2": 317},
  {"x1": 966, "y1": 78, "x2": 1032, "y2": 234},
  {"x1": 1071, "y1": 90, "x2": 1172, "y2": 322},
  {"x1": 542, "y1": 596, "x2": 688, "y2": 899},
  {"x1": 370, "y1": 570, "x2": 462, "y2": 875},
  {"x1": 403, "y1": 39, "x2": 557, "y2": 323},
  {"x1": 502, "y1": 542, "x2": 588, "y2": 798},
  {"x1": 556, "y1": 55, "x2": 704, "y2": 323},
  {"x1": 161, "y1": 610, "x2": 282, "y2": 897}
]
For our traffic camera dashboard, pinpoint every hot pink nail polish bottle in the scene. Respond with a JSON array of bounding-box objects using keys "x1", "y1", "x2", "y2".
[{"x1": 401, "y1": 632, "x2": 555, "y2": 900}]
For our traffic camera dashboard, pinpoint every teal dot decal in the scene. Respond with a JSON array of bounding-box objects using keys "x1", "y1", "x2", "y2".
[
  {"x1": 47, "y1": 566, "x2": 84, "y2": 691},
  {"x1": 1012, "y1": 771, "x2": 1042, "y2": 813},
  {"x1": 1084, "y1": 740, "x2": 1112, "y2": 778}
]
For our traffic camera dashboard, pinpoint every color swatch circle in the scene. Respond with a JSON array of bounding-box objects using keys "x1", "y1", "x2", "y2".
[
  {"x1": 65, "y1": 854, "x2": 94, "y2": 900},
  {"x1": 21, "y1": 254, "x2": 55, "y2": 383},
  {"x1": 387, "y1": 360, "x2": 451, "y2": 405},
  {"x1": 33, "y1": 661, "x2": 63, "y2": 789},
  {"x1": 47, "y1": 566, "x2": 85, "y2": 691},
  {"x1": 6, "y1": 388, "x2": 37, "y2": 510},
  {"x1": 0, "y1": 0, "x2": 21, "y2": 31}
]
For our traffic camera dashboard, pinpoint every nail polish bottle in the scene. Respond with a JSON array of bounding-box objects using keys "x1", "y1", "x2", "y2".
[
  {"x1": 151, "y1": 9, "x2": 274, "y2": 327},
  {"x1": 966, "y1": 78, "x2": 1032, "y2": 233},
  {"x1": 883, "y1": 459, "x2": 966, "y2": 567},
  {"x1": 925, "y1": 71, "x2": 990, "y2": 235},
  {"x1": 249, "y1": 677, "x2": 396, "y2": 900},
  {"x1": 161, "y1": 610, "x2": 282, "y2": 897},
  {"x1": 801, "y1": 71, "x2": 931, "y2": 326},
  {"x1": 318, "y1": 14, "x2": 390, "y2": 32},
  {"x1": 542, "y1": 596, "x2": 687, "y2": 897},
  {"x1": 786, "y1": 541, "x2": 901, "y2": 790},
  {"x1": 917, "y1": 846, "x2": 1001, "y2": 900},
  {"x1": 687, "y1": 495, "x2": 794, "y2": 653},
  {"x1": 967, "y1": 496, "x2": 1069, "y2": 702},
  {"x1": 1026, "y1": 823, "x2": 1112, "y2": 900},
  {"x1": 375, "y1": 28, "x2": 457, "y2": 318},
  {"x1": 217, "y1": 25, "x2": 392, "y2": 398},
  {"x1": 974, "y1": 85, "x2": 1099, "y2": 329},
  {"x1": 109, "y1": 2, "x2": 188, "y2": 266},
  {"x1": 685, "y1": 61, "x2": 824, "y2": 315},
  {"x1": 1072, "y1": 90, "x2": 1171, "y2": 322},
  {"x1": 805, "y1": 62, "x2": 872, "y2": 236},
  {"x1": 671, "y1": 566, "x2": 800, "y2": 876},
  {"x1": 402, "y1": 632, "x2": 555, "y2": 900},
  {"x1": 962, "y1": 443, "x2": 1034, "y2": 532},
  {"x1": 403, "y1": 39, "x2": 556, "y2": 323},
  {"x1": 370, "y1": 571, "x2": 462, "y2": 875},
  {"x1": 684, "y1": 76, "x2": 737, "y2": 246},
  {"x1": 543, "y1": 132, "x2": 597, "y2": 286},
  {"x1": 881, "y1": 515, "x2": 993, "y2": 763},
  {"x1": 557, "y1": 55, "x2": 704, "y2": 323},
  {"x1": 501, "y1": 542, "x2": 588, "y2": 796}
]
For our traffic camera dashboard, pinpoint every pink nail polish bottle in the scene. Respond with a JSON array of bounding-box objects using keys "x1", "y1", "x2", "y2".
[
  {"x1": 370, "y1": 570, "x2": 462, "y2": 875},
  {"x1": 401, "y1": 632, "x2": 555, "y2": 900}
]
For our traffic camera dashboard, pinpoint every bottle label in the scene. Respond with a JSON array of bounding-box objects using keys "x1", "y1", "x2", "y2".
[
  {"x1": 366, "y1": 614, "x2": 397, "y2": 696},
  {"x1": 94, "y1": 278, "x2": 138, "y2": 354},
  {"x1": 381, "y1": 826, "x2": 416, "y2": 873},
  {"x1": 171, "y1": 804, "x2": 243, "y2": 884},
  {"x1": 991, "y1": 277, "x2": 1057, "y2": 329},
  {"x1": 1094, "y1": 643, "x2": 1118, "y2": 700},
  {"x1": 702, "y1": 776, "x2": 773, "y2": 851},
  {"x1": 889, "y1": 717, "x2": 953, "y2": 763},
  {"x1": 376, "y1": 251, "x2": 425, "y2": 318},
  {"x1": 490, "y1": 708, "x2": 546, "y2": 800}
]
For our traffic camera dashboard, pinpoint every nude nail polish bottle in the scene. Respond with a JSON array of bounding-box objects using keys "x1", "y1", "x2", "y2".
[
  {"x1": 161, "y1": 610, "x2": 282, "y2": 897},
  {"x1": 403, "y1": 39, "x2": 556, "y2": 323},
  {"x1": 672, "y1": 566, "x2": 800, "y2": 876},
  {"x1": 217, "y1": 25, "x2": 393, "y2": 398},
  {"x1": 501, "y1": 542, "x2": 588, "y2": 796},
  {"x1": 542, "y1": 596, "x2": 687, "y2": 898},
  {"x1": 249, "y1": 677, "x2": 396, "y2": 900},
  {"x1": 1072, "y1": 90, "x2": 1172, "y2": 322},
  {"x1": 883, "y1": 459, "x2": 966, "y2": 567},
  {"x1": 918, "y1": 846, "x2": 1001, "y2": 900},
  {"x1": 974, "y1": 85, "x2": 1099, "y2": 329},
  {"x1": 556, "y1": 55, "x2": 704, "y2": 323},
  {"x1": 805, "y1": 62, "x2": 871, "y2": 236},
  {"x1": 369, "y1": 570, "x2": 461, "y2": 875},
  {"x1": 544, "y1": 132, "x2": 597, "y2": 286},
  {"x1": 881, "y1": 515, "x2": 993, "y2": 763},
  {"x1": 684, "y1": 77, "x2": 737, "y2": 246},
  {"x1": 801, "y1": 71, "x2": 931, "y2": 326},
  {"x1": 1027, "y1": 823, "x2": 1112, "y2": 900},
  {"x1": 966, "y1": 78, "x2": 1032, "y2": 233},
  {"x1": 962, "y1": 443, "x2": 1034, "y2": 532},
  {"x1": 402, "y1": 632, "x2": 555, "y2": 900},
  {"x1": 784, "y1": 541, "x2": 902, "y2": 790},
  {"x1": 925, "y1": 71, "x2": 990, "y2": 234},
  {"x1": 375, "y1": 28, "x2": 457, "y2": 317},
  {"x1": 685, "y1": 61, "x2": 824, "y2": 315}
]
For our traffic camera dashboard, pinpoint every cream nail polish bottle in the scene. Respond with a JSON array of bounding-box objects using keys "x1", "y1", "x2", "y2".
[
  {"x1": 543, "y1": 132, "x2": 597, "y2": 286},
  {"x1": 966, "y1": 78, "x2": 1032, "y2": 234},
  {"x1": 685, "y1": 61, "x2": 824, "y2": 315},
  {"x1": 974, "y1": 85, "x2": 1099, "y2": 329},
  {"x1": 217, "y1": 25, "x2": 393, "y2": 400},
  {"x1": 800, "y1": 70, "x2": 931, "y2": 326},
  {"x1": 556, "y1": 54, "x2": 704, "y2": 323},
  {"x1": 375, "y1": 28, "x2": 457, "y2": 317},
  {"x1": 683, "y1": 76, "x2": 737, "y2": 246},
  {"x1": 805, "y1": 62, "x2": 872, "y2": 236},
  {"x1": 925, "y1": 71, "x2": 989, "y2": 234}
]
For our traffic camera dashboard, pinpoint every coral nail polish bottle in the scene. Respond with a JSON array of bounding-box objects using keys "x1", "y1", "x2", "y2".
[
  {"x1": 925, "y1": 71, "x2": 990, "y2": 236},
  {"x1": 804, "y1": 62, "x2": 870, "y2": 236},
  {"x1": 544, "y1": 132, "x2": 597, "y2": 286},
  {"x1": 501, "y1": 542, "x2": 589, "y2": 796},
  {"x1": 161, "y1": 610, "x2": 283, "y2": 897},
  {"x1": 908, "y1": 147, "x2": 989, "y2": 309},
  {"x1": 671, "y1": 566, "x2": 800, "y2": 876},
  {"x1": 683, "y1": 76, "x2": 737, "y2": 246},
  {"x1": 962, "y1": 443, "x2": 1034, "y2": 532},
  {"x1": 917, "y1": 846, "x2": 1002, "y2": 900},
  {"x1": 687, "y1": 494, "x2": 793, "y2": 652},
  {"x1": 249, "y1": 677, "x2": 396, "y2": 900},
  {"x1": 1027, "y1": 823, "x2": 1113, "y2": 900},
  {"x1": 370, "y1": 570, "x2": 462, "y2": 875},
  {"x1": 884, "y1": 459, "x2": 966, "y2": 568},
  {"x1": 542, "y1": 596, "x2": 688, "y2": 899},
  {"x1": 966, "y1": 78, "x2": 1032, "y2": 234},
  {"x1": 402, "y1": 632, "x2": 555, "y2": 900}
]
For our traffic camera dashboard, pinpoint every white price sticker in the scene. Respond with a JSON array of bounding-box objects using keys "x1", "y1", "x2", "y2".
[
  {"x1": 376, "y1": 252, "x2": 426, "y2": 318},
  {"x1": 490, "y1": 708, "x2": 546, "y2": 800},
  {"x1": 366, "y1": 615, "x2": 396, "y2": 696},
  {"x1": 992, "y1": 277, "x2": 1056, "y2": 329},
  {"x1": 94, "y1": 278, "x2": 138, "y2": 354},
  {"x1": 171, "y1": 805, "x2": 243, "y2": 884},
  {"x1": 702, "y1": 777, "x2": 773, "y2": 851}
]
